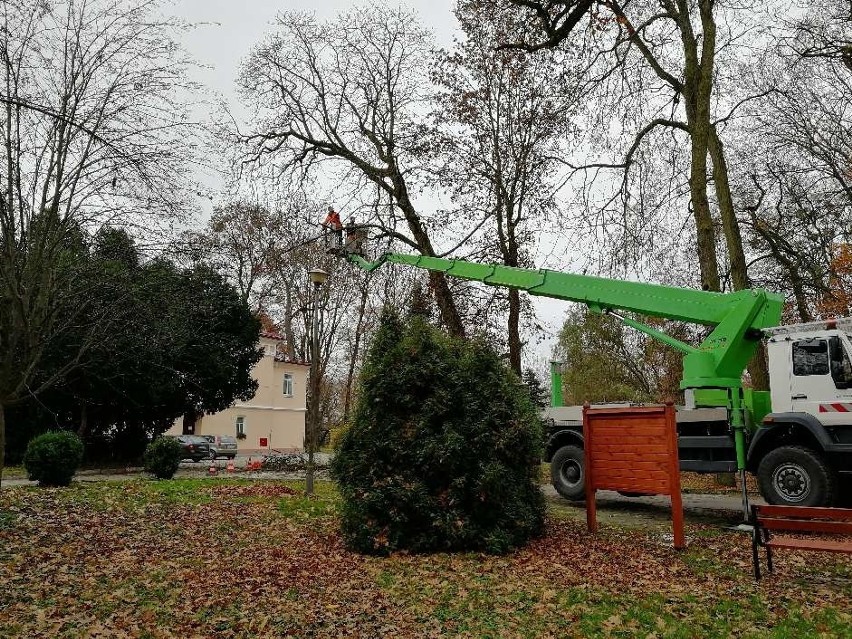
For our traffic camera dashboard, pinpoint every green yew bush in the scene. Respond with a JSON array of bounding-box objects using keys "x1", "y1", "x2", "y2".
[
  {"x1": 143, "y1": 437, "x2": 183, "y2": 479},
  {"x1": 331, "y1": 309, "x2": 546, "y2": 555},
  {"x1": 23, "y1": 431, "x2": 84, "y2": 487}
]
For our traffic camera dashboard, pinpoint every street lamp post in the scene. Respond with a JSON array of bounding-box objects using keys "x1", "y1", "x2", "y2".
[{"x1": 306, "y1": 268, "x2": 328, "y2": 496}]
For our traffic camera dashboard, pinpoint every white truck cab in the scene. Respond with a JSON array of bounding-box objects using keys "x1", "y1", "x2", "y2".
[
  {"x1": 748, "y1": 317, "x2": 852, "y2": 505},
  {"x1": 543, "y1": 317, "x2": 852, "y2": 508},
  {"x1": 765, "y1": 318, "x2": 852, "y2": 425}
]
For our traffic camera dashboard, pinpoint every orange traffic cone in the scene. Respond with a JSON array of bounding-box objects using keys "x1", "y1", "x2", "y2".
[
  {"x1": 208, "y1": 461, "x2": 217, "y2": 476},
  {"x1": 226, "y1": 460, "x2": 235, "y2": 473}
]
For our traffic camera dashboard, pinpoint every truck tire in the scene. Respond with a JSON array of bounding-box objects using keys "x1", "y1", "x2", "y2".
[
  {"x1": 756, "y1": 446, "x2": 836, "y2": 507},
  {"x1": 550, "y1": 445, "x2": 585, "y2": 501}
]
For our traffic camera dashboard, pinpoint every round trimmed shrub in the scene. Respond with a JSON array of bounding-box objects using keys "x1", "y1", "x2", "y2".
[
  {"x1": 143, "y1": 437, "x2": 183, "y2": 479},
  {"x1": 331, "y1": 310, "x2": 546, "y2": 555},
  {"x1": 23, "y1": 431, "x2": 84, "y2": 487}
]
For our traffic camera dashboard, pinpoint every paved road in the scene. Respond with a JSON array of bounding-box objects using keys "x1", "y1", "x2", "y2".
[
  {"x1": 1, "y1": 452, "x2": 334, "y2": 488},
  {"x1": 542, "y1": 485, "x2": 765, "y2": 515},
  {"x1": 542, "y1": 484, "x2": 765, "y2": 529}
]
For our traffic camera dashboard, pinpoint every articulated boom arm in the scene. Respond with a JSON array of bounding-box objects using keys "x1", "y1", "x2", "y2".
[{"x1": 348, "y1": 252, "x2": 784, "y2": 393}]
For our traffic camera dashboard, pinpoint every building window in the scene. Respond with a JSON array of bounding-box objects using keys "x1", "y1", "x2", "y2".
[
  {"x1": 283, "y1": 373, "x2": 294, "y2": 397},
  {"x1": 235, "y1": 416, "x2": 245, "y2": 437}
]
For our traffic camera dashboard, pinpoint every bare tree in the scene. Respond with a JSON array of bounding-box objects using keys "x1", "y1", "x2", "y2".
[
  {"x1": 741, "y1": 174, "x2": 847, "y2": 322},
  {"x1": 0, "y1": 0, "x2": 197, "y2": 485},
  {"x1": 238, "y1": 5, "x2": 465, "y2": 336},
  {"x1": 787, "y1": 0, "x2": 852, "y2": 70},
  {"x1": 497, "y1": 0, "x2": 759, "y2": 291},
  {"x1": 179, "y1": 201, "x2": 307, "y2": 311},
  {"x1": 485, "y1": 0, "x2": 772, "y2": 385},
  {"x1": 432, "y1": 3, "x2": 581, "y2": 373},
  {"x1": 734, "y1": 9, "x2": 852, "y2": 321}
]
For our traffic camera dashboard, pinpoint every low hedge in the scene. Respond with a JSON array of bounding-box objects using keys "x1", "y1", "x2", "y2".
[{"x1": 23, "y1": 431, "x2": 84, "y2": 487}]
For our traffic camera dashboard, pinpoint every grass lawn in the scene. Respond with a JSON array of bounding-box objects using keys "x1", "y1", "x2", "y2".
[
  {"x1": 2, "y1": 466, "x2": 26, "y2": 479},
  {"x1": 0, "y1": 479, "x2": 850, "y2": 638}
]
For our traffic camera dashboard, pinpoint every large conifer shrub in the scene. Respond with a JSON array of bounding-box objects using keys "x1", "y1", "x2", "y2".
[{"x1": 331, "y1": 309, "x2": 545, "y2": 555}]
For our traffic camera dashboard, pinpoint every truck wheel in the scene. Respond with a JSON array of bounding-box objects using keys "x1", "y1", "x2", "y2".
[
  {"x1": 757, "y1": 446, "x2": 836, "y2": 507},
  {"x1": 550, "y1": 445, "x2": 585, "y2": 501}
]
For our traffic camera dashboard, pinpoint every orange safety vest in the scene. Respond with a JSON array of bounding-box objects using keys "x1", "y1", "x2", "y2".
[{"x1": 324, "y1": 211, "x2": 342, "y2": 229}]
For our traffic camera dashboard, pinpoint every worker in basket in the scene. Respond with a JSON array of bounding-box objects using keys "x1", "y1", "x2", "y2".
[
  {"x1": 322, "y1": 206, "x2": 343, "y2": 247},
  {"x1": 344, "y1": 216, "x2": 368, "y2": 257}
]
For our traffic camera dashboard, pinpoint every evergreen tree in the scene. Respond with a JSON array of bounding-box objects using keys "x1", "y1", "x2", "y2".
[
  {"x1": 5, "y1": 227, "x2": 262, "y2": 463},
  {"x1": 522, "y1": 368, "x2": 548, "y2": 409},
  {"x1": 332, "y1": 308, "x2": 545, "y2": 555}
]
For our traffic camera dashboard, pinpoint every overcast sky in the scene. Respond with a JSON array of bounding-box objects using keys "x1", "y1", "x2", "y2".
[
  {"x1": 169, "y1": 0, "x2": 458, "y2": 99},
  {"x1": 165, "y1": 0, "x2": 564, "y2": 370}
]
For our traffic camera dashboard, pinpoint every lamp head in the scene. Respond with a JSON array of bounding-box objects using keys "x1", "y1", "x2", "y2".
[{"x1": 308, "y1": 268, "x2": 329, "y2": 287}]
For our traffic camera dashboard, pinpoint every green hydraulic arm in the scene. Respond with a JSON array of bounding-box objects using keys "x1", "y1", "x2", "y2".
[
  {"x1": 349, "y1": 252, "x2": 783, "y2": 392},
  {"x1": 347, "y1": 250, "x2": 784, "y2": 504}
]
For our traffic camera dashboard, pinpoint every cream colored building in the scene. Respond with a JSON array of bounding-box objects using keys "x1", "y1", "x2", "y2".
[{"x1": 166, "y1": 332, "x2": 310, "y2": 453}]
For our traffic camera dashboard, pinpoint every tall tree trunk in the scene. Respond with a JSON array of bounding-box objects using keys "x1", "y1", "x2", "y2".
[
  {"x1": 343, "y1": 283, "x2": 370, "y2": 422},
  {"x1": 77, "y1": 402, "x2": 88, "y2": 438},
  {"x1": 0, "y1": 403, "x2": 5, "y2": 490},
  {"x1": 427, "y1": 271, "x2": 465, "y2": 337},
  {"x1": 507, "y1": 288, "x2": 522, "y2": 375},
  {"x1": 791, "y1": 275, "x2": 813, "y2": 323},
  {"x1": 687, "y1": 129, "x2": 721, "y2": 292},
  {"x1": 677, "y1": 0, "x2": 722, "y2": 293},
  {"x1": 393, "y1": 178, "x2": 465, "y2": 337},
  {"x1": 708, "y1": 127, "x2": 748, "y2": 290},
  {"x1": 283, "y1": 283, "x2": 297, "y2": 358},
  {"x1": 708, "y1": 126, "x2": 770, "y2": 389}
]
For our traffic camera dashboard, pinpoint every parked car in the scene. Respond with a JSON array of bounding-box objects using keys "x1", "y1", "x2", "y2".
[
  {"x1": 202, "y1": 435, "x2": 239, "y2": 460},
  {"x1": 165, "y1": 435, "x2": 212, "y2": 462}
]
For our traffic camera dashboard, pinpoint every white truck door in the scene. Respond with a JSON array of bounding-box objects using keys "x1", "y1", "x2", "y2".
[
  {"x1": 767, "y1": 338, "x2": 792, "y2": 413},
  {"x1": 790, "y1": 336, "x2": 852, "y2": 425}
]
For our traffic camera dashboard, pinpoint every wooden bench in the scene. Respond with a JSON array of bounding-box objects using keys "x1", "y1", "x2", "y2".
[{"x1": 751, "y1": 504, "x2": 852, "y2": 580}]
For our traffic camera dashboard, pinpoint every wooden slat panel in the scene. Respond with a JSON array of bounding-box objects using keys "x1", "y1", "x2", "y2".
[
  {"x1": 765, "y1": 537, "x2": 852, "y2": 553},
  {"x1": 594, "y1": 450, "x2": 669, "y2": 466},
  {"x1": 756, "y1": 505, "x2": 852, "y2": 521},
  {"x1": 597, "y1": 482, "x2": 670, "y2": 493},
  {"x1": 592, "y1": 444, "x2": 670, "y2": 454},
  {"x1": 592, "y1": 456, "x2": 670, "y2": 464},
  {"x1": 759, "y1": 519, "x2": 852, "y2": 535},
  {"x1": 584, "y1": 403, "x2": 683, "y2": 548},
  {"x1": 594, "y1": 460, "x2": 669, "y2": 467},
  {"x1": 592, "y1": 426, "x2": 668, "y2": 437},
  {"x1": 599, "y1": 475, "x2": 669, "y2": 488},
  {"x1": 595, "y1": 472, "x2": 671, "y2": 480},
  {"x1": 594, "y1": 436, "x2": 667, "y2": 445},
  {"x1": 593, "y1": 468, "x2": 671, "y2": 476}
]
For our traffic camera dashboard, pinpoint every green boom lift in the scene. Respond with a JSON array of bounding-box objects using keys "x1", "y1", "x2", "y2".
[{"x1": 346, "y1": 251, "x2": 785, "y2": 515}]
